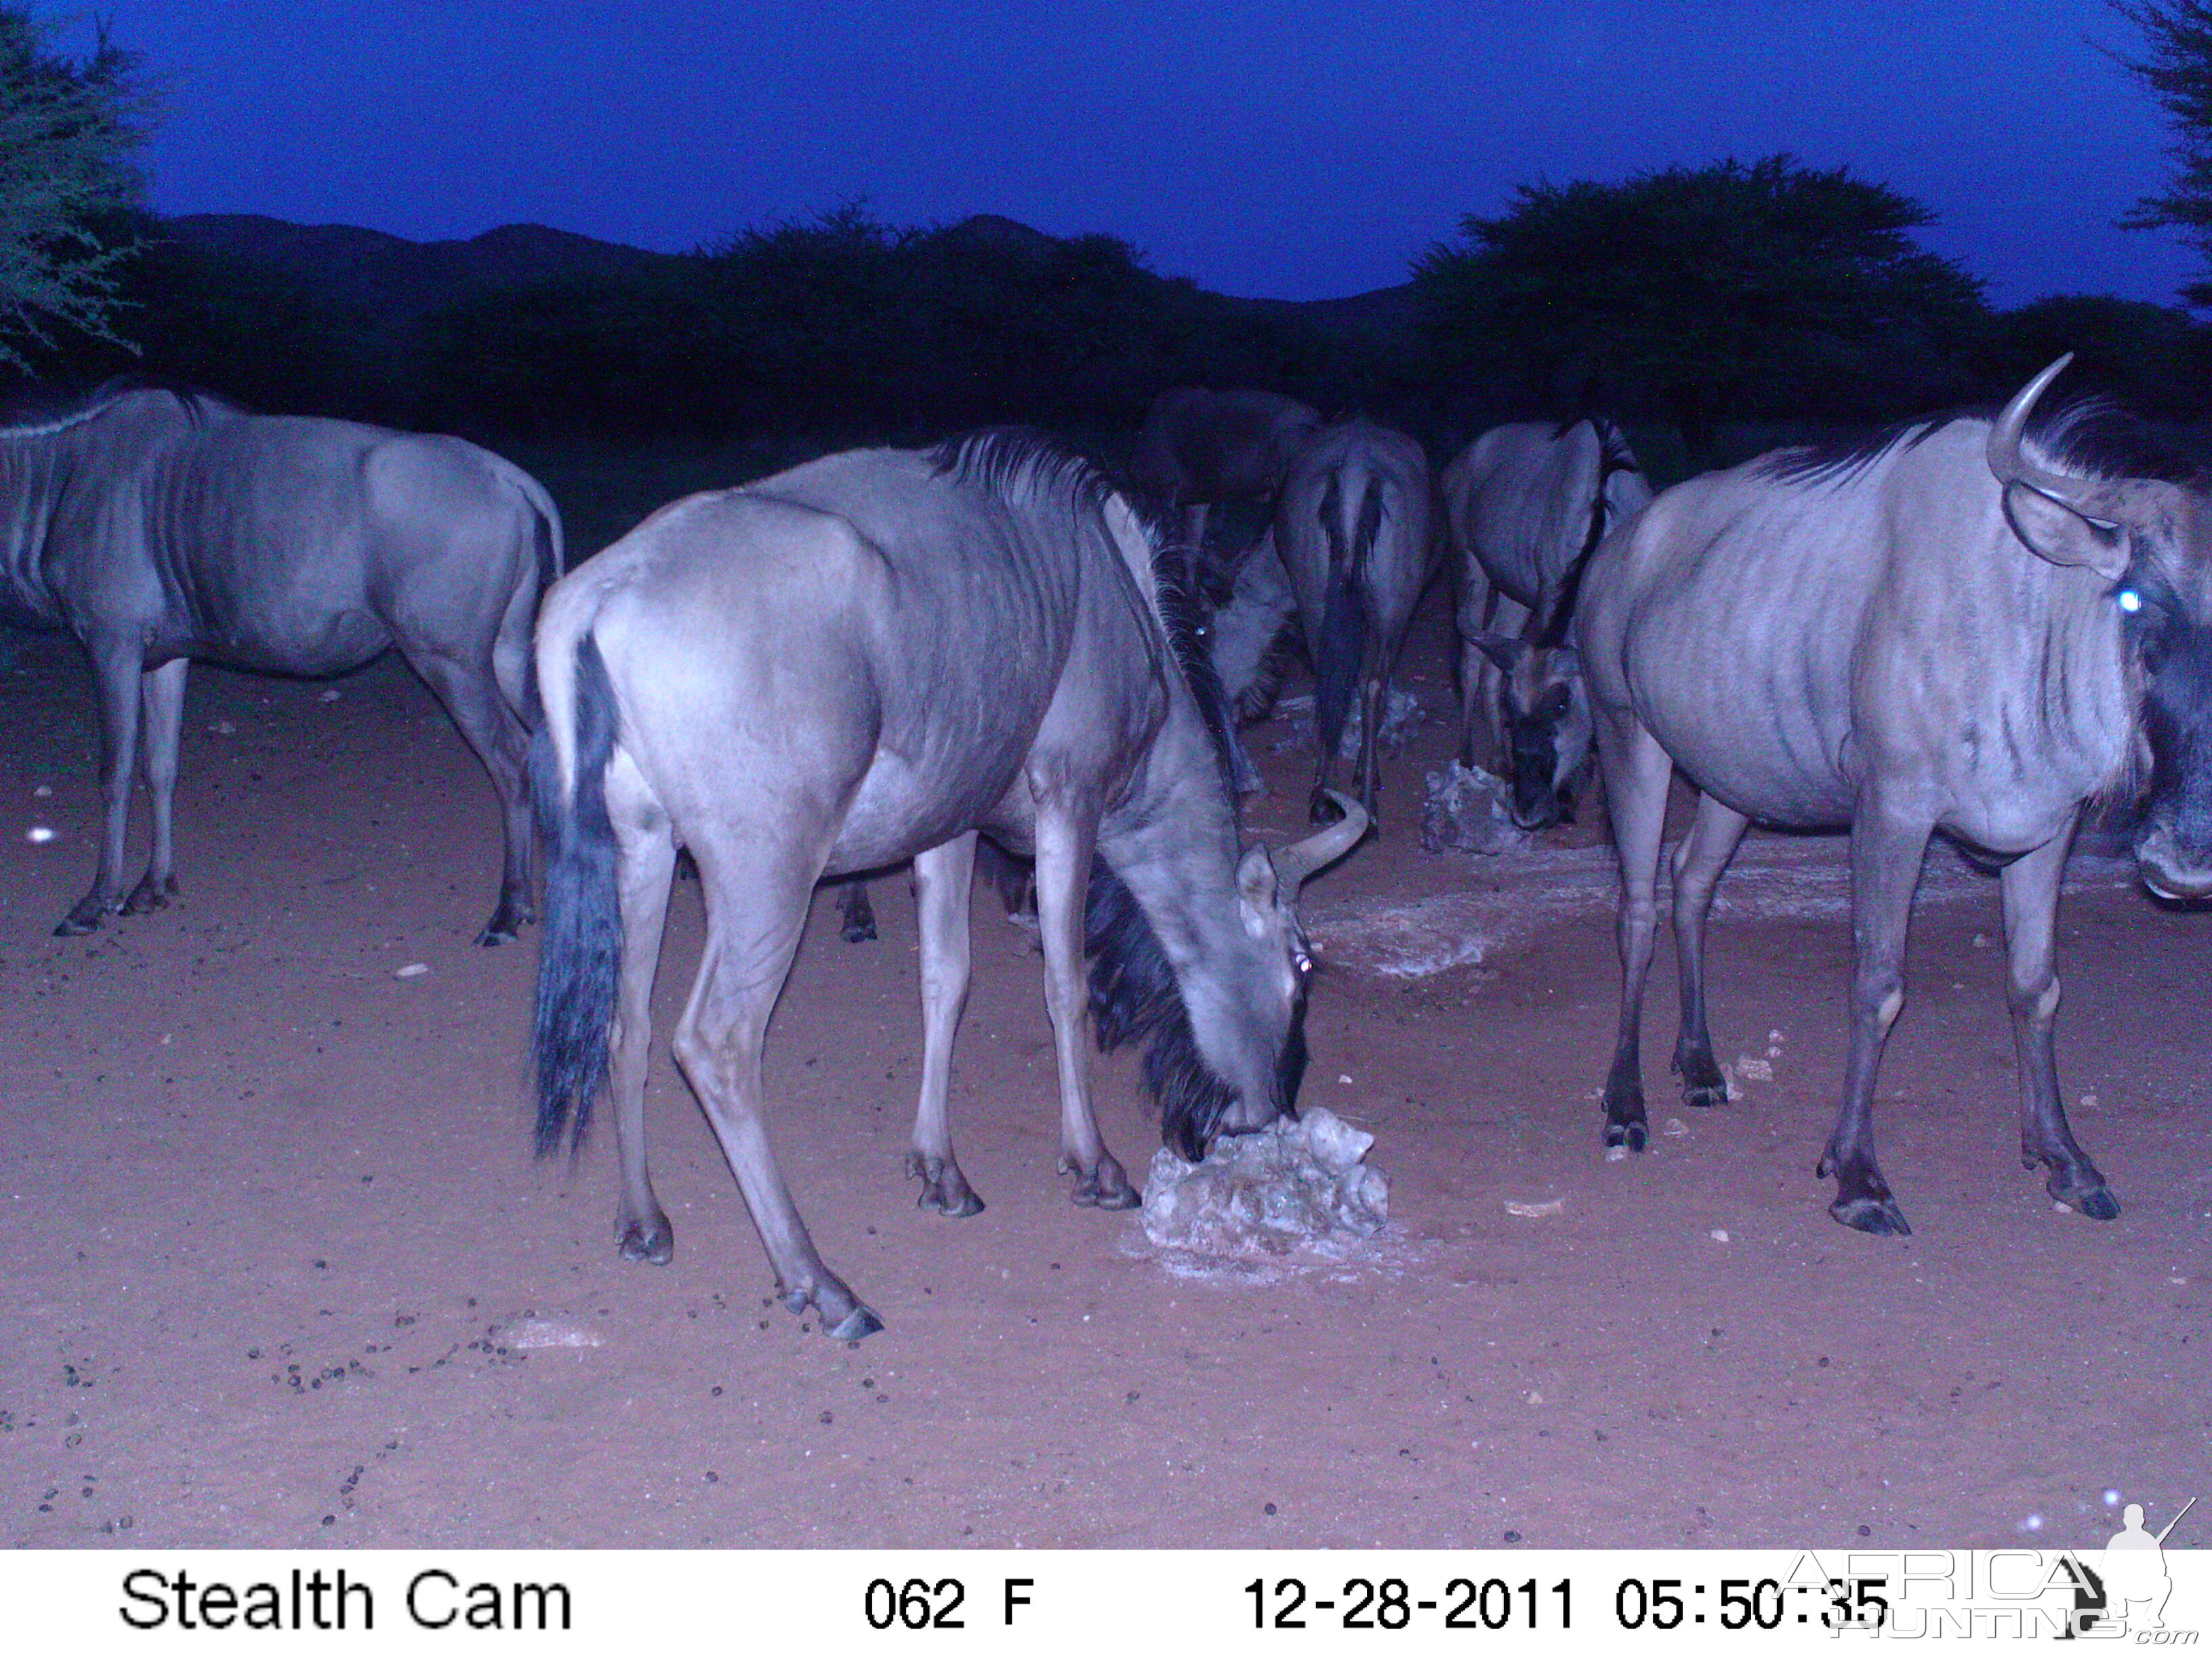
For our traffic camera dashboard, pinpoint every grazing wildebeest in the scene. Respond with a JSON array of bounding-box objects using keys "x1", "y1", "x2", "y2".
[
  {"x1": 1440, "y1": 417, "x2": 1651, "y2": 828},
  {"x1": 1204, "y1": 527, "x2": 1300, "y2": 794},
  {"x1": 531, "y1": 431, "x2": 1367, "y2": 1338},
  {"x1": 1578, "y1": 356, "x2": 2212, "y2": 1235},
  {"x1": 1128, "y1": 387, "x2": 1321, "y2": 597},
  {"x1": 1273, "y1": 418, "x2": 1435, "y2": 824},
  {"x1": 0, "y1": 382, "x2": 559, "y2": 943}
]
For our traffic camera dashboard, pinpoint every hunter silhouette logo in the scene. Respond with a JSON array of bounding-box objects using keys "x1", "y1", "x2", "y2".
[{"x1": 2098, "y1": 1498, "x2": 2196, "y2": 1635}]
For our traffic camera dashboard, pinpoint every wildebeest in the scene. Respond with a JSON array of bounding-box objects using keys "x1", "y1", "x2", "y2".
[
  {"x1": 1128, "y1": 388, "x2": 1321, "y2": 597},
  {"x1": 1440, "y1": 417, "x2": 1651, "y2": 829},
  {"x1": 1577, "y1": 356, "x2": 2212, "y2": 1235},
  {"x1": 0, "y1": 383, "x2": 559, "y2": 943},
  {"x1": 1203, "y1": 527, "x2": 1300, "y2": 794},
  {"x1": 531, "y1": 431, "x2": 1366, "y2": 1338},
  {"x1": 1273, "y1": 418, "x2": 1435, "y2": 823}
]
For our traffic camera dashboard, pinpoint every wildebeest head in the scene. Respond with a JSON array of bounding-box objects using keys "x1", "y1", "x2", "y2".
[
  {"x1": 1087, "y1": 793, "x2": 1370, "y2": 1161},
  {"x1": 1472, "y1": 632, "x2": 1591, "y2": 830},
  {"x1": 1988, "y1": 354, "x2": 2212, "y2": 900}
]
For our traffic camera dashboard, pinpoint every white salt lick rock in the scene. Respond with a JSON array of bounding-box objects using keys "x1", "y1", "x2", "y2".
[{"x1": 1141, "y1": 1107, "x2": 1389, "y2": 1256}]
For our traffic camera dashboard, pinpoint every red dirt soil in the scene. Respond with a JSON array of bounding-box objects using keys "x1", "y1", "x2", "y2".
[{"x1": 2, "y1": 599, "x2": 2205, "y2": 1551}]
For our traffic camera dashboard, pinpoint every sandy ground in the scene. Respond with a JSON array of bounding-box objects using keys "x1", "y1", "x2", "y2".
[{"x1": 2, "y1": 590, "x2": 2207, "y2": 1553}]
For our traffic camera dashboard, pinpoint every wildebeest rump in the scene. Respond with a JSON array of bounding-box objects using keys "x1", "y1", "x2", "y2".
[
  {"x1": 1128, "y1": 388, "x2": 1322, "y2": 597},
  {"x1": 1440, "y1": 417, "x2": 1651, "y2": 828},
  {"x1": 1273, "y1": 419, "x2": 1435, "y2": 825},
  {"x1": 0, "y1": 384, "x2": 559, "y2": 943},
  {"x1": 1577, "y1": 358, "x2": 2212, "y2": 1235},
  {"x1": 531, "y1": 432, "x2": 1366, "y2": 1339}
]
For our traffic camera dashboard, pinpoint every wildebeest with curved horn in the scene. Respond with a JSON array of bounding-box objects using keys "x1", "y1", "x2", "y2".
[
  {"x1": 531, "y1": 431, "x2": 1366, "y2": 1339},
  {"x1": 1578, "y1": 356, "x2": 2212, "y2": 1235},
  {"x1": 1440, "y1": 417, "x2": 1651, "y2": 829},
  {"x1": 0, "y1": 383, "x2": 559, "y2": 943},
  {"x1": 1273, "y1": 417, "x2": 1435, "y2": 825},
  {"x1": 1128, "y1": 387, "x2": 1321, "y2": 598}
]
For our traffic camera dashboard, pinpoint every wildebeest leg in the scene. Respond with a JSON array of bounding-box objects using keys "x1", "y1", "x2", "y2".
[
  {"x1": 1817, "y1": 804, "x2": 1931, "y2": 1236},
  {"x1": 123, "y1": 659, "x2": 189, "y2": 915},
  {"x1": 2000, "y1": 829, "x2": 2120, "y2": 1220},
  {"x1": 836, "y1": 878, "x2": 878, "y2": 943},
  {"x1": 1597, "y1": 712, "x2": 1672, "y2": 1151},
  {"x1": 1354, "y1": 626, "x2": 1388, "y2": 825},
  {"x1": 607, "y1": 756, "x2": 679, "y2": 1265},
  {"x1": 403, "y1": 649, "x2": 535, "y2": 945},
  {"x1": 58, "y1": 643, "x2": 144, "y2": 935},
  {"x1": 1034, "y1": 804, "x2": 1137, "y2": 1208},
  {"x1": 672, "y1": 838, "x2": 882, "y2": 1338},
  {"x1": 1668, "y1": 794, "x2": 1750, "y2": 1109},
  {"x1": 907, "y1": 832, "x2": 984, "y2": 1216}
]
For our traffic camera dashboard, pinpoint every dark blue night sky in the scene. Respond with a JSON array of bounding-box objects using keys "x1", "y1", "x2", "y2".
[{"x1": 87, "y1": 0, "x2": 2198, "y2": 306}]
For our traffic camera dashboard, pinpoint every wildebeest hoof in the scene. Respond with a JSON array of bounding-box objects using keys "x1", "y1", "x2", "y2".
[
  {"x1": 828, "y1": 1305, "x2": 885, "y2": 1341},
  {"x1": 54, "y1": 909, "x2": 104, "y2": 937},
  {"x1": 906, "y1": 1151, "x2": 985, "y2": 1217},
  {"x1": 840, "y1": 916, "x2": 877, "y2": 943},
  {"x1": 2048, "y1": 1174, "x2": 2121, "y2": 1221},
  {"x1": 1830, "y1": 1193, "x2": 1912, "y2": 1237},
  {"x1": 123, "y1": 873, "x2": 178, "y2": 915},
  {"x1": 1671, "y1": 1050, "x2": 1727, "y2": 1109},
  {"x1": 476, "y1": 902, "x2": 533, "y2": 947},
  {"x1": 1063, "y1": 1152, "x2": 1139, "y2": 1209},
  {"x1": 1603, "y1": 1118, "x2": 1647, "y2": 1153},
  {"x1": 616, "y1": 1210, "x2": 675, "y2": 1265}
]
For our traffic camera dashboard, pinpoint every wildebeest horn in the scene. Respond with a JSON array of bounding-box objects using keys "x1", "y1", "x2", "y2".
[
  {"x1": 1275, "y1": 790, "x2": 1369, "y2": 895},
  {"x1": 1987, "y1": 354, "x2": 2107, "y2": 514}
]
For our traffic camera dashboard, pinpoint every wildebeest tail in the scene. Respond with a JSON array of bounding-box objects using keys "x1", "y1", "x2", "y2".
[
  {"x1": 531, "y1": 630, "x2": 621, "y2": 1158},
  {"x1": 1313, "y1": 470, "x2": 1382, "y2": 760}
]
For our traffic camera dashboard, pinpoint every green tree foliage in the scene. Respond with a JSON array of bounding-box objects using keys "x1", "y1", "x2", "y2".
[
  {"x1": 2112, "y1": 1, "x2": 2212, "y2": 304},
  {"x1": 1414, "y1": 156, "x2": 1988, "y2": 456},
  {"x1": 0, "y1": 6, "x2": 156, "y2": 370}
]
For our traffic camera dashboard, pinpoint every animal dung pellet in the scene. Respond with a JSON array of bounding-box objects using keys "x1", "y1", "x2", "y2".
[
  {"x1": 1504, "y1": 1197, "x2": 1563, "y2": 1218},
  {"x1": 1141, "y1": 1107, "x2": 1387, "y2": 1256},
  {"x1": 1708, "y1": 1227, "x2": 1731, "y2": 1244},
  {"x1": 1418, "y1": 760, "x2": 1531, "y2": 856},
  {"x1": 394, "y1": 962, "x2": 430, "y2": 979}
]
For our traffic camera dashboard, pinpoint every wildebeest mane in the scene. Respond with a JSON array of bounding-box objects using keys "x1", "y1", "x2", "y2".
[
  {"x1": 929, "y1": 426, "x2": 1120, "y2": 520},
  {"x1": 1761, "y1": 396, "x2": 2200, "y2": 493},
  {"x1": 0, "y1": 375, "x2": 235, "y2": 439}
]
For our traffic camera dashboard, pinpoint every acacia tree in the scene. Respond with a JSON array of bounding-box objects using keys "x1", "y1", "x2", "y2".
[
  {"x1": 2112, "y1": 2, "x2": 2212, "y2": 303},
  {"x1": 0, "y1": 6, "x2": 157, "y2": 370},
  {"x1": 1414, "y1": 155, "x2": 1986, "y2": 457}
]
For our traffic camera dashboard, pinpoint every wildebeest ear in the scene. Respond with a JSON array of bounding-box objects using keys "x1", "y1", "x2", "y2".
[
  {"x1": 1236, "y1": 842, "x2": 1279, "y2": 912},
  {"x1": 2002, "y1": 481, "x2": 2128, "y2": 580},
  {"x1": 1470, "y1": 631, "x2": 1523, "y2": 672}
]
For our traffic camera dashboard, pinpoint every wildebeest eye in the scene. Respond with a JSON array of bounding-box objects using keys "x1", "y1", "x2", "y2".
[{"x1": 2118, "y1": 588, "x2": 2144, "y2": 615}]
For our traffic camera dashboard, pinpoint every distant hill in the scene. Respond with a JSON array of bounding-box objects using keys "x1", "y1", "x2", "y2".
[
  {"x1": 162, "y1": 213, "x2": 684, "y2": 322},
  {"x1": 161, "y1": 211, "x2": 1422, "y2": 356}
]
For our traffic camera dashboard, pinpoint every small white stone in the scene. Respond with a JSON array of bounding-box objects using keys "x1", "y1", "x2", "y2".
[
  {"x1": 2105, "y1": 1489, "x2": 2123, "y2": 1507},
  {"x1": 395, "y1": 962, "x2": 430, "y2": 979},
  {"x1": 2080, "y1": 1094, "x2": 2099, "y2": 1109},
  {"x1": 1736, "y1": 1057, "x2": 1774, "y2": 1082},
  {"x1": 209, "y1": 720, "x2": 237, "y2": 735},
  {"x1": 1504, "y1": 1197, "x2": 1563, "y2": 1218},
  {"x1": 1525, "y1": 1391, "x2": 1543, "y2": 1406},
  {"x1": 1708, "y1": 1227, "x2": 1731, "y2": 1244},
  {"x1": 24, "y1": 825, "x2": 55, "y2": 844},
  {"x1": 31, "y1": 784, "x2": 50, "y2": 798},
  {"x1": 1662, "y1": 1118, "x2": 1689, "y2": 1137},
  {"x1": 1337, "y1": 1074, "x2": 1353, "y2": 1085},
  {"x1": 319, "y1": 688, "x2": 342, "y2": 703},
  {"x1": 1972, "y1": 933, "x2": 1991, "y2": 948},
  {"x1": 2053, "y1": 1200, "x2": 2073, "y2": 1214},
  {"x1": 1605, "y1": 1145, "x2": 1629, "y2": 1163}
]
